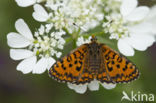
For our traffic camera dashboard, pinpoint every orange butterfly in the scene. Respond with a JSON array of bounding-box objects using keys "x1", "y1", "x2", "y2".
[{"x1": 49, "y1": 35, "x2": 139, "y2": 85}]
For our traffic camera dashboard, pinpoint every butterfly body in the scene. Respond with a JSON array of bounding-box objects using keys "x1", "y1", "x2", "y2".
[
  {"x1": 85, "y1": 42, "x2": 102, "y2": 75},
  {"x1": 49, "y1": 35, "x2": 139, "y2": 85}
]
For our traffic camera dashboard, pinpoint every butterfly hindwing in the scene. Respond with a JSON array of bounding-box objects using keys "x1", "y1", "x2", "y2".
[
  {"x1": 49, "y1": 44, "x2": 93, "y2": 84},
  {"x1": 98, "y1": 44, "x2": 139, "y2": 83}
]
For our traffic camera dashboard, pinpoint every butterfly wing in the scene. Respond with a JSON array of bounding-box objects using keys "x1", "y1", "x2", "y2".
[
  {"x1": 97, "y1": 44, "x2": 139, "y2": 83},
  {"x1": 49, "y1": 44, "x2": 93, "y2": 84}
]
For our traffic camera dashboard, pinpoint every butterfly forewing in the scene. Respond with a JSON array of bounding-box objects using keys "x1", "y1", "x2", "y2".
[{"x1": 49, "y1": 44, "x2": 94, "y2": 84}]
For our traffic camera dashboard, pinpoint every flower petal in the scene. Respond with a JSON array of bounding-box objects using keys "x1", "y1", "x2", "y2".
[
  {"x1": 73, "y1": 84, "x2": 87, "y2": 94},
  {"x1": 67, "y1": 83, "x2": 75, "y2": 90},
  {"x1": 17, "y1": 56, "x2": 36, "y2": 74},
  {"x1": 101, "y1": 83, "x2": 116, "y2": 89},
  {"x1": 146, "y1": 6, "x2": 156, "y2": 22},
  {"x1": 32, "y1": 57, "x2": 49, "y2": 74},
  {"x1": 76, "y1": 36, "x2": 91, "y2": 46},
  {"x1": 76, "y1": 36, "x2": 85, "y2": 46},
  {"x1": 126, "y1": 6, "x2": 150, "y2": 21},
  {"x1": 47, "y1": 57, "x2": 56, "y2": 70},
  {"x1": 33, "y1": 4, "x2": 49, "y2": 22},
  {"x1": 128, "y1": 34, "x2": 155, "y2": 51},
  {"x1": 118, "y1": 38, "x2": 135, "y2": 56},
  {"x1": 67, "y1": 83, "x2": 87, "y2": 94},
  {"x1": 128, "y1": 22, "x2": 156, "y2": 34},
  {"x1": 15, "y1": 19, "x2": 33, "y2": 40},
  {"x1": 88, "y1": 79, "x2": 99, "y2": 91},
  {"x1": 120, "y1": 0, "x2": 138, "y2": 17},
  {"x1": 127, "y1": 6, "x2": 156, "y2": 34},
  {"x1": 7, "y1": 32, "x2": 31, "y2": 48},
  {"x1": 10, "y1": 49, "x2": 33, "y2": 60},
  {"x1": 15, "y1": 0, "x2": 36, "y2": 7}
]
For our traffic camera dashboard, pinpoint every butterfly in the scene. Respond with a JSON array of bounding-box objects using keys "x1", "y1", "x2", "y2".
[{"x1": 49, "y1": 35, "x2": 139, "y2": 85}]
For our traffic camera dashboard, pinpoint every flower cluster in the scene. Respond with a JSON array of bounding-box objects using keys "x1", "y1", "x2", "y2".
[
  {"x1": 6, "y1": 0, "x2": 156, "y2": 94},
  {"x1": 33, "y1": 0, "x2": 104, "y2": 33},
  {"x1": 7, "y1": 19, "x2": 65, "y2": 74},
  {"x1": 102, "y1": 0, "x2": 156, "y2": 56}
]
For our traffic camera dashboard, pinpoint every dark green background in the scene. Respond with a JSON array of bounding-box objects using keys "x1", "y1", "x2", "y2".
[{"x1": 0, "y1": 0, "x2": 156, "y2": 103}]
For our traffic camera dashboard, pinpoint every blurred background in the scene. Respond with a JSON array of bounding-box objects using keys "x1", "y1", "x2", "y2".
[{"x1": 0, "y1": 0, "x2": 156, "y2": 103}]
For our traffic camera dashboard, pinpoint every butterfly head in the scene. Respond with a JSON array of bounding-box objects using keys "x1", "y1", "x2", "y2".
[{"x1": 91, "y1": 35, "x2": 97, "y2": 42}]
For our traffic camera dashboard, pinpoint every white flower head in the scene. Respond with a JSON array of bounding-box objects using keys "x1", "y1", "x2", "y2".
[
  {"x1": 103, "y1": 14, "x2": 129, "y2": 40},
  {"x1": 102, "y1": 0, "x2": 155, "y2": 56},
  {"x1": 7, "y1": 19, "x2": 65, "y2": 74},
  {"x1": 32, "y1": 0, "x2": 104, "y2": 33},
  {"x1": 117, "y1": 0, "x2": 155, "y2": 56}
]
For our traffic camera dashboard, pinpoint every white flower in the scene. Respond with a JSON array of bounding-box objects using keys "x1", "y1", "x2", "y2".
[
  {"x1": 15, "y1": 0, "x2": 43, "y2": 7},
  {"x1": 7, "y1": 19, "x2": 65, "y2": 74},
  {"x1": 17, "y1": 0, "x2": 104, "y2": 34},
  {"x1": 67, "y1": 80, "x2": 116, "y2": 94},
  {"x1": 43, "y1": 0, "x2": 104, "y2": 33},
  {"x1": 76, "y1": 36, "x2": 91, "y2": 46},
  {"x1": 103, "y1": 0, "x2": 155, "y2": 56},
  {"x1": 117, "y1": 0, "x2": 155, "y2": 56}
]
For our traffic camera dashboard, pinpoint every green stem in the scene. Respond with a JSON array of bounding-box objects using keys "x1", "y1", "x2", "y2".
[{"x1": 73, "y1": 38, "x2": 77, "y2": 48}]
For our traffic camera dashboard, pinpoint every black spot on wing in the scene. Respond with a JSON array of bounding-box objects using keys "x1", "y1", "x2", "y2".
[
  {"x1": 116, "y1": 64, "x2": 120, "y2": 68},
  {"x1": 69, "y1": 64, "x2": 73, "y2": 67},
  {"x1": 76, "y1": 66, "x2": 81, "y2": 71}
]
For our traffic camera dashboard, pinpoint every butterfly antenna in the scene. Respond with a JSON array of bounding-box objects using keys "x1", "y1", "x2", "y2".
[
  {"x1": 73, "y1": 23, "x2": 87, "y2": 32},
  {"x1": 103, "y1": 18, "x2": 113, "y2": 28}
]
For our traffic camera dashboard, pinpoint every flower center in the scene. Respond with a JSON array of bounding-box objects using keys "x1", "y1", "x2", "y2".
[
  {"x1": 103, "y1": 14, "x2": 129, "y2": 40},
  {"x1": 28, "y1": 25, "x2": 65, "y2": 58}
]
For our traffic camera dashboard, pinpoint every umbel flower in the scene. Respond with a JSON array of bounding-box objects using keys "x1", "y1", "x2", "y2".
[
  {"x1": 7, "y1": 0, "x2": 156, "y2": 93},
  {"x1": 117, "y1": 0, "x2": 155, "y2": 56},
  {"x1": 103, "y1": 0, "x2": 155, "y2": 56},
  {"x1": 32, "y1": 0, "x2": 104, "y2": 33},
  {"x1": 7, "y1": 19, "x2": 65, "y2": 74}
]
